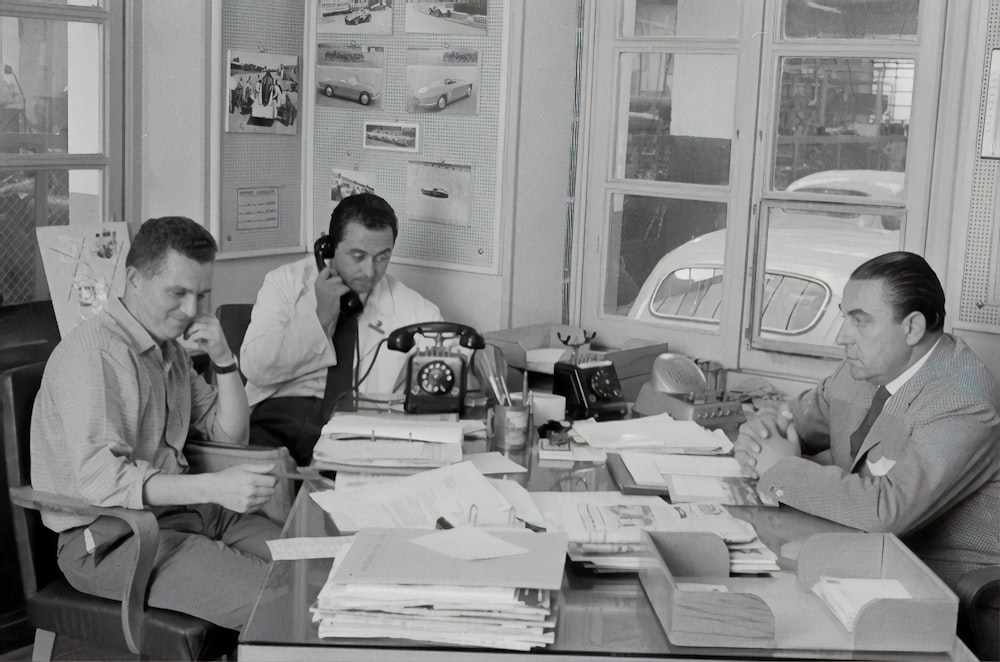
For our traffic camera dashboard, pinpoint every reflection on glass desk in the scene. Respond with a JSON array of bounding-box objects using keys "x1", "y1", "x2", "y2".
[{"x1": 239, "y1": 445, "x2": 976, "y2": 661}]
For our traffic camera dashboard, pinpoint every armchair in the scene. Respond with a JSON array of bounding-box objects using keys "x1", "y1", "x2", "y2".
[{"x1": 2, "y1": 361, "x2": 293, "y2": 660}]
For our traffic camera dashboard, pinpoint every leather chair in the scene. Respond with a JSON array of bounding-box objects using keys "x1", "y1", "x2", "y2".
[
  {"x1": 2, "y1": 361, "x2": 292, "y2": 660},
  {"x1": 956, "y1": 565, "x2": 1000, "y2": 661}
]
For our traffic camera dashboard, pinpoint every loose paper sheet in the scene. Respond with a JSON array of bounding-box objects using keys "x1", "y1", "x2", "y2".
[
  {"x1": 266, "y1": 535, "x2": 354, "y2": 560},
  {"x1": 411, "y1": 527, "x2": 529, "y2": 561},
  {"x1": 310, "y1": 461, "x2": 516, "y2": 532}
]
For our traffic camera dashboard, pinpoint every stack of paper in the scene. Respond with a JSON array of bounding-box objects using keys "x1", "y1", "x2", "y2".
[
  {"x1": 531, "y1": 492, "x2": 777, "y2": 574},
  {"x1": 310, "y1": 461, "x2": 520, "y2": 532},
  {"x1": 619, "y1": 451, "x2": 777, "y2": 507},
  {"x1": 312, "y1": 527, "x2": 568, "y2": 651},
  {"x1": 312, "y1": 414, "x2": 464, "y2": 474},
  {"x1": 571, "y1": 414, "x2": 734, "y2": 455},
  {"x1": 811, "y1": 577, "x2": 911, "y2": 632}
]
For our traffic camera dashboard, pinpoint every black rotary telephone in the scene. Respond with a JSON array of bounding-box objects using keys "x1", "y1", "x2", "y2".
[
  {"x1": 387, "y1": 322, "x2": 485, "y2": 415},
  {"x1": 314, "y1": 235, "x2": 364, "y2": 315}
]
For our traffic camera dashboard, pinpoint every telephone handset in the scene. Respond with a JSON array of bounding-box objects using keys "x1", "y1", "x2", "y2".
[
  {"x1": 314, "y1": 235, "x2": 364, "y2": 315},
  {"x1": 387, "y1": 322, "x2": 485, "y2": 414}
]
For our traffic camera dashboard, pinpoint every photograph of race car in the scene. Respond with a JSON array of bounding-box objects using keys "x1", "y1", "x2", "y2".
[
  {"x1": 345, "y1": 8, "x2": 371, "y2": 24},
  {"x1": 421, "y1": 187, "x2": 449, "y2": 198},
  {"x1": 412, "y1": 78, "x2": 472, "y2": 110},
  {"x1": 318, "y1": 75, "x2": 380, "y2": 106}
]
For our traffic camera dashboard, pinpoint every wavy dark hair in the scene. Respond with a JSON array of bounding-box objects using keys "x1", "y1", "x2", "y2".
[
  {"x1": 851, "y1": 251, "x2": 945, "y2": 333},
  {"x1": 126, "y1": 216, "x2": 217, "y2": 275}
]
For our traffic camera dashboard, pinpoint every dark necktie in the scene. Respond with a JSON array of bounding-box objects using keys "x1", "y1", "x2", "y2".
[
  {"x1": 321, "y1": 294, "x2": 360, "y2": 420},
  {"x1": 849, "y1": 385, "x2": 890, "y2": 463}
]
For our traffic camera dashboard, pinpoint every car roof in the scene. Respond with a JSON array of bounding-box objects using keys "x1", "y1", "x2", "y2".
[
  {"x1": 631, "y1": 219, "x2": 899, "y2": 316},
  {"x1": 785, "y1": 169, "x2": 904, "y2": 200}
]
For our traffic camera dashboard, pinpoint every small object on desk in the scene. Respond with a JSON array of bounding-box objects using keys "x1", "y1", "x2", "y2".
[
  {"x1": 436, "y1": 516, "x2": 455, "y2": 529},
  {"x1": 493, "y1": 397, "x2": 529, "y2": 450}
]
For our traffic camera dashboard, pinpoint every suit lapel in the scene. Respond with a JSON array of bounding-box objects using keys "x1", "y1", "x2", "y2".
[{"x1": 849, "y1": 334, "x2": 954, "y2": 472}]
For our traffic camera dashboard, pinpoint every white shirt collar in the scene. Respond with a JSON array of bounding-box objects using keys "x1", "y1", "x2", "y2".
[{"x1": 885, "y1": 336, "x2": 942, "y2": 395}]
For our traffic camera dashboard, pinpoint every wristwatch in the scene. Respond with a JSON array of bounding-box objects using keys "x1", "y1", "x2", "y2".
[{"x1": 212, "y1": 357, "x2": 239, "y2": 374}]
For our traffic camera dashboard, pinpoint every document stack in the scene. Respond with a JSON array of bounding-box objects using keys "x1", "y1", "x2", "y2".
[
  {"x1": 531, "y1": 491, "x2": 778, "y2": 574},
  {"x1": 312, "y1": 414, "x2": 464, "y2": 474},
  {"x1": 312, "y1": 527, "x2": 568, "y2": 651},
  {"x1": 810, "y1": 577, "x2": 912, "y2": 632},
  {"x1": 310, "y1": 461, "x2": 523, "y2": 532},
  {"x1": 616, "y1": 450, "x2": 777, "y2": 507}
]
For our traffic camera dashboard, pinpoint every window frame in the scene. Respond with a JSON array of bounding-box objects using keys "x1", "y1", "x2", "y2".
[
  {"x1": 0, "y1": 0, "x2": 131, "y2": 304},
  {"x1": 573, "y1": 0, "x2": 946, "y2": 382}
]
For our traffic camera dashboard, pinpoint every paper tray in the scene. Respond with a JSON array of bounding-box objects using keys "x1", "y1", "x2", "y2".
[{"x1": 638, "y1": 530, "x2": 958, "y2": 652}]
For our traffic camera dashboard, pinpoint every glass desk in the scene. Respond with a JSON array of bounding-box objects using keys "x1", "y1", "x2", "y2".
[{"x1": 239, "y1": 444, "x2": 976, "y2": 661}]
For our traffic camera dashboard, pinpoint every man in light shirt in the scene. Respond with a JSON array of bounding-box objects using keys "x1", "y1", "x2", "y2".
[
  {"x1": 31, "y1": 216, "x2": 280, "y2": 629},
  {"x1": 735, "y1": 251, "x2": 999, "y2": 592}
]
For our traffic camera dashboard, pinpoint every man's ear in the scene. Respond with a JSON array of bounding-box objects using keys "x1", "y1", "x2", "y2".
[
  {"x1": 125, "y1": 264, "x2": 141, "y2": 289},
  {"x1": 902, "y1": 311, "x2": 927, "y2": 346}
]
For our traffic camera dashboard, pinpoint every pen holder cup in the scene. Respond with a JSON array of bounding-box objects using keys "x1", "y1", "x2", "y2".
[{"x1": 493, "y1": 400, "x2": 529, "y2": 450}]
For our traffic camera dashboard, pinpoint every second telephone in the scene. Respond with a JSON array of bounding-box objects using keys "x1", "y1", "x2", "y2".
[
  {"x1": 387, "y1": 322, "x2": 485, "y2": 415},
  {"x1": 314, "y1": 235, "x2": 363, "y2": 315}
]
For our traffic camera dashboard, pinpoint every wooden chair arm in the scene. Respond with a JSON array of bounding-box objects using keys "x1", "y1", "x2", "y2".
[{"x1": 8, "y1": 485, "x2": 159, "y2": 655}]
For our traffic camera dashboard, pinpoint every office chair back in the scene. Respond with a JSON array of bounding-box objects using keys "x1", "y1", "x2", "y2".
[
  {"x1": 216, "y1": 303, "x2": 254, "y2": 357},
  {"x1": 1, "y1": 362, "x2": 59, "y2": 599}
]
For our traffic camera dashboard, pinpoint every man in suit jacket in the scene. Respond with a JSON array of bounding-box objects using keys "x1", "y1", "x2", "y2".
[{"x1": 736, "y1": 251, "x2": 999, "y2": 591}]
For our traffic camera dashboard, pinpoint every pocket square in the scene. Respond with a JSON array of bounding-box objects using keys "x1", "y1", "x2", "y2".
[{"x1": 866, "y1": 456, "x2": 897, "y2": 476}]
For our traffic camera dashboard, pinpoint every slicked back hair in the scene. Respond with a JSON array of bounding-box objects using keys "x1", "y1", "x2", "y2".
[
  {"x1": 850, "y1": 251, "x2": 945, "y2": 333},
  {"x1": 327, "y1": 192, "x2": 398, "y2": 250}
]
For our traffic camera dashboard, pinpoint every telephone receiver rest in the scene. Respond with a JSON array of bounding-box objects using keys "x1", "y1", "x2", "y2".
[{"x1": 387, "y1": 322, "x2": 486, "y2": 352}]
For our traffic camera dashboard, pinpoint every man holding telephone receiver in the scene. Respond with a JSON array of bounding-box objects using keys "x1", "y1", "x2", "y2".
[{"x1": 242, "y1": 193, "x2": 443, "y2": 464}]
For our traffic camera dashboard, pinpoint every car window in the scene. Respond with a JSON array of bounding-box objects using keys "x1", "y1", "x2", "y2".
[{"x1": 649, "y1": 267, "x2": 830, "y2": 335}]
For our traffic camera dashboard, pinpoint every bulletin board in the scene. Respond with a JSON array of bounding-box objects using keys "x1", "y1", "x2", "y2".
[
  {"x1": 218, "y1": 0, "x2": 305, "y2": 257},
  {"x1": 965, "y1": 0, "x2": 1000, "y2": 326},
  {"x1": 309, "y1": 1, "x2": 506, "y2": 274}
]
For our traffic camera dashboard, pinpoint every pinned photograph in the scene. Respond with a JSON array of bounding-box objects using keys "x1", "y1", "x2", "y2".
[
  {"x1": 406, "y1": 161, "x2": 471, "y2": 226},
  {"x1": 316, "y1": 44, "x2": 385, "y2": 110},
  {"x1": 406, "y1": 47, "x2": 478, "y2": 115},
  {"x1": 36, "y1": 223, "x2": 130, "y2": 338},
  {"x1": 405, "y1": 0, "x2": 487, "y2": 35},
  {"x1": 317, "y1": 0, "x2": 393, "y2": 36},
  {"x1": 364, "y1": 121, "x2": 419, "y2": 152},
  {"x1": 332, "y1": 168, "x2": 377, "y2": 202},
  {"x1": 226, "y1": 50, "x2": 300, "y2": 134}
]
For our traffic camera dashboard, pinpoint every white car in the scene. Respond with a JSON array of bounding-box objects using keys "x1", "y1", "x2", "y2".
[{"x1": 627, "y1": 170, "x2": 904, "y2": 345}]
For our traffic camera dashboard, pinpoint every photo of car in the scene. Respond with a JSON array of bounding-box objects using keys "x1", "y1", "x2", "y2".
[
  {"x1": 428, "y1": 5, "x2": 452, "y2": 17},
  {"x1": 413, "y1": 78, "x2": 472, "y2": 110},
  {"x1": 421, "y1": 187, "x2": 449, "y2": 198},
  {"x1": 318, "y1": 75, "x2": 380, "y2": 105},
  {"x1": 345, "y1": 8, "x2": 371, "y2": 24}
]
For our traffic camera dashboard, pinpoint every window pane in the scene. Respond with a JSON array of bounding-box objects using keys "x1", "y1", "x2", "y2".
[
  {"x1": 623, "y1": 0, "x2": 741, "y2": 38},
  {"x1": 0, "y1": 168, "x2": 103, "y2": 305},
  {"x1": 0, "y1": 16, "x2": 103, "y2": 156},
  {"x1": 611, "y1": 193, "x2": 728, "y2": 318},
  {"x1": 783, "y1": 0, "x2": 918, "y2": 39},
  {"x1": 616, "y1": 52, "x2": 736, "y2": 185},
  {"x1": 757, "y1": 204, "x2": 902, "y2": 346},
  {"x1": 774, "y1": 57, "x2": 911, "y2": 190}
]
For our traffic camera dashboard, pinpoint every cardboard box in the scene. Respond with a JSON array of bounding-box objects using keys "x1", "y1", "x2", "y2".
[
  {"x1": 484, "y1": 324, "x2": 669, "y2": 401},
  {"x1": 638, "y1": 530, "x2": 958, "y2": 652}
]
